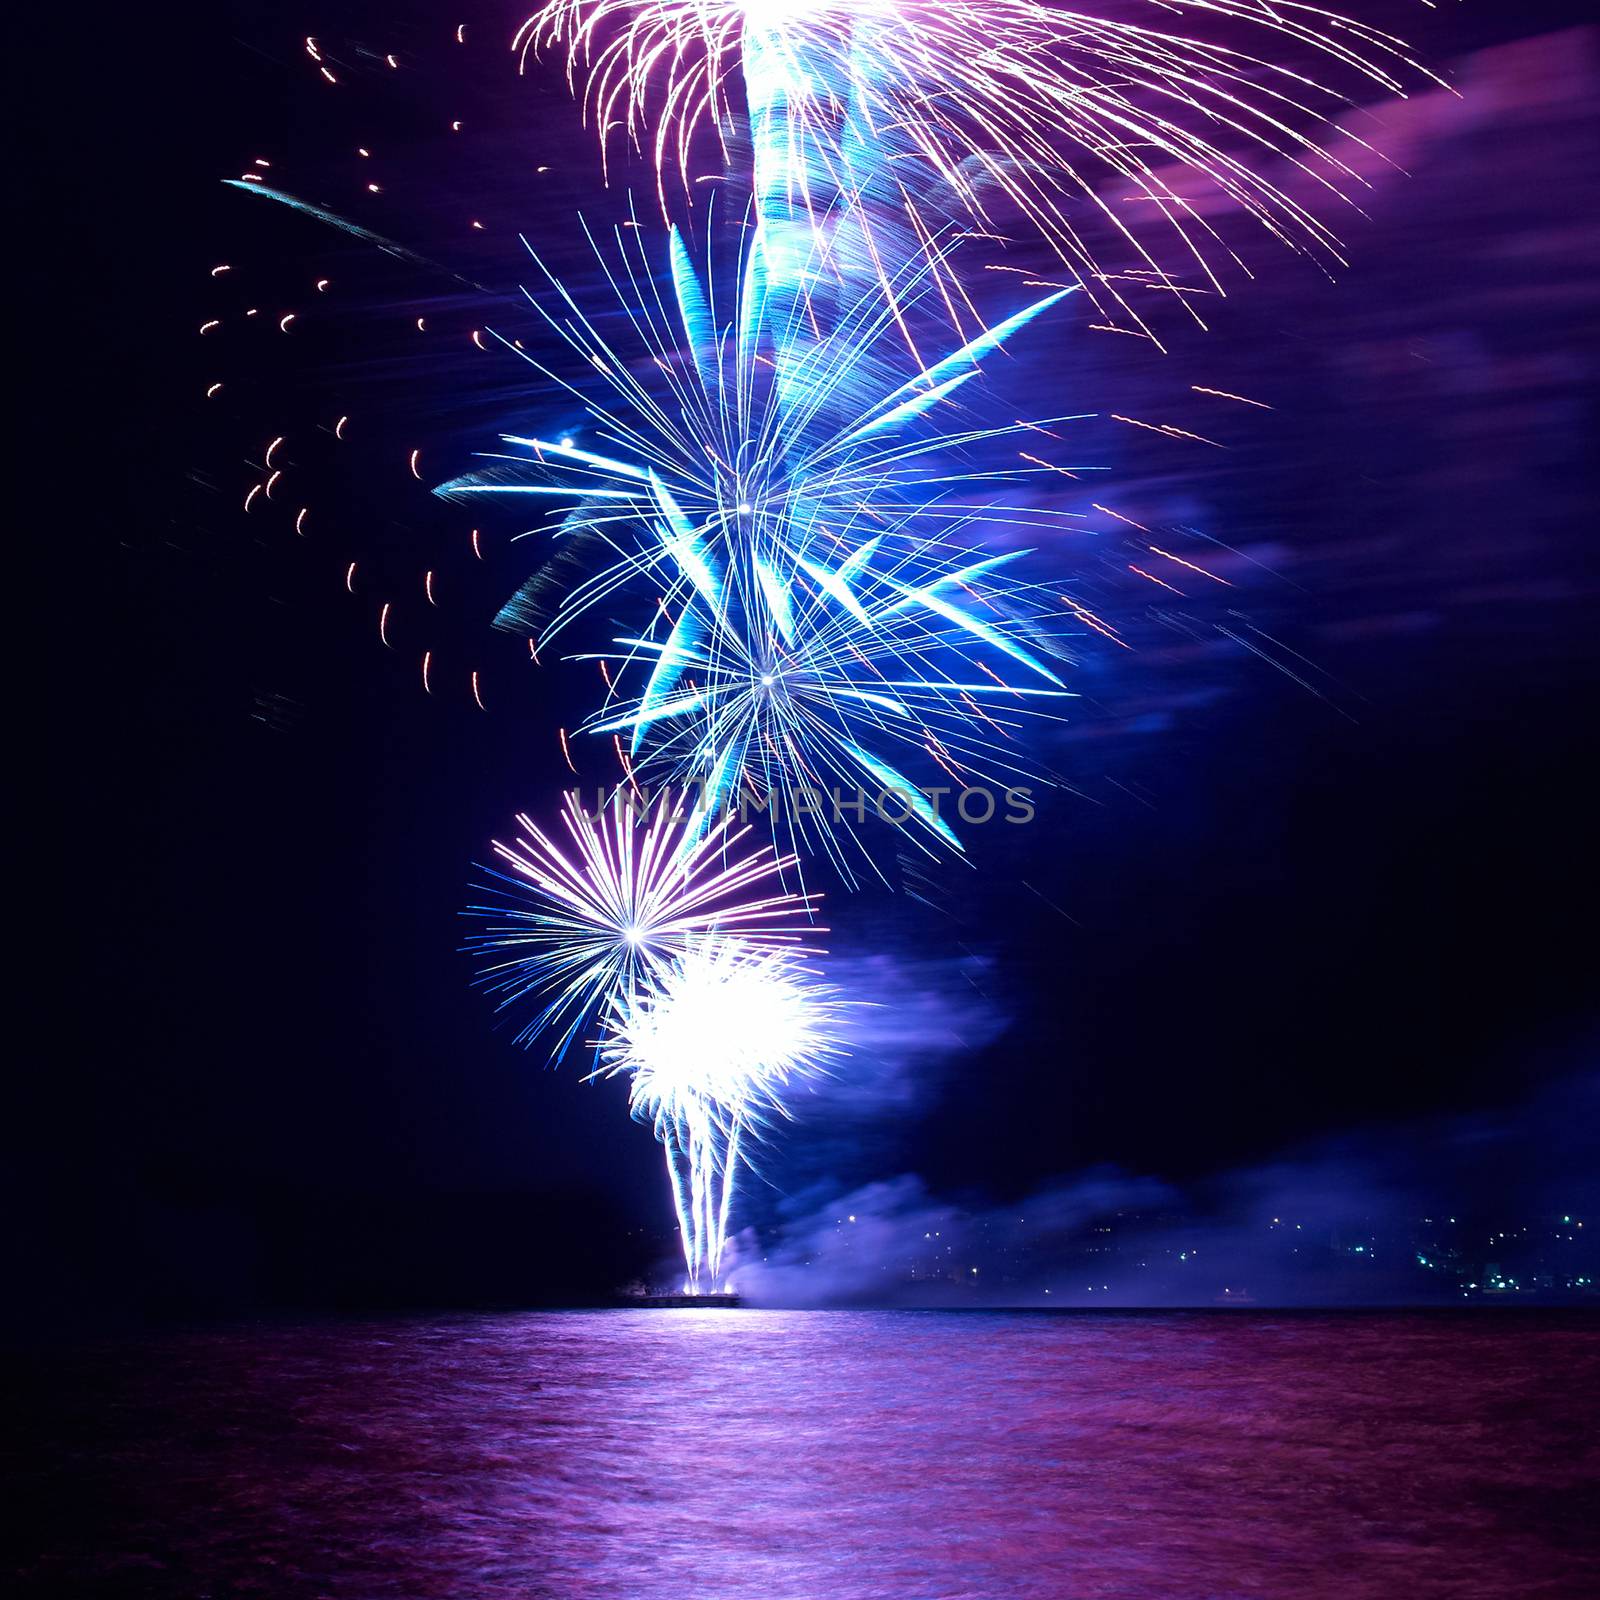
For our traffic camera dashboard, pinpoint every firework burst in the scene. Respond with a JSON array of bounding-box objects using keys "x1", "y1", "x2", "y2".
[
  {"x1": 517, "y1": 0, "x2": 1440, "y2": 342},
  {"x1": 439, "y1": 219, "x2": 1083, "y2": 866},
  {"x1": 465, "y1": 791, "x2": 822, "y2": 1057}
]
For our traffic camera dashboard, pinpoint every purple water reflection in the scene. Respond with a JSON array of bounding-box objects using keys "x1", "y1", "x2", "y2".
[{"x1": 17, "y1": 1311, "x2": 1600, "y2": 1597}]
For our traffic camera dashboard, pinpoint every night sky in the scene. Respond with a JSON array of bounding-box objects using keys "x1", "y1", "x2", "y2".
[{"x1": 23, "y1": 1, "x2": 1599, "y2": 1316}]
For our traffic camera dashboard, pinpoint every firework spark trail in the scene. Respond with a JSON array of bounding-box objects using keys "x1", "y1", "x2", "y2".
[
  {"x1": 465, "y1": 791, "x2": 823, "y2": 1058},
  {"x1": 220, "y1": 180, "x2": 485, "y2": 287},
  {"x1": 438, "y1": 219, "x2": 1087, "y2": 867},
  {"x1": 597, "y1": 939, "x2": 845, "y2": 1289},
  {"x1": 517, "y1": 0, "x2": 1441, "y2": 343}
]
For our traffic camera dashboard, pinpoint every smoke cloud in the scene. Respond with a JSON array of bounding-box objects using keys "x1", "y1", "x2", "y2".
[{"x1": 726, "y1": 1069, "x2": 1599, "y2": 1307}]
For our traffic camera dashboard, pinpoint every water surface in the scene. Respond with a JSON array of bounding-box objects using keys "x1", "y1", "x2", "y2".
[{"x1": 17, "y1": 1310, "x2": 1599, "y2": 1598}]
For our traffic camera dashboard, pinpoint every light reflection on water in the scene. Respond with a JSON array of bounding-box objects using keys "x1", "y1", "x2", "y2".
[{"x1": 19, "y1": 1310, "x2": 1600, "y2": 1598}]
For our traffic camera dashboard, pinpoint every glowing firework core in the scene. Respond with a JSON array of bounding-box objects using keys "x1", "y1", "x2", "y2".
[
  {"x1": 607, "y1": 942, "x2": 834, "y2": 1124},
  {"x1": 601, "y1": 942, "x2": 843, "y2": 1291}
]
